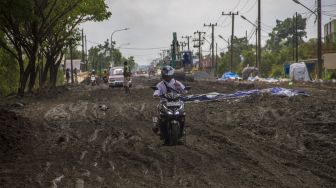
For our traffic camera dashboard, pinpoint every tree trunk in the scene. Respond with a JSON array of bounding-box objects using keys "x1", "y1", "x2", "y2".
[
  {"x1": 52, "y1": 58, "x2": 62, "y2": 88},
  {"x1": 41, "y1": 54, "x2": 52, "y2": 89},
  {"x1": 14, "y1": 46, "x2": 25, "y2": 97},
  {"x1": 27, "y1": 43, "x2": 39, "y2": 94},
  {"x1": 27, "y1": 56, "x2": 37, "y2": 93},
  {"x1": 17, "y1": 59, "x2": 25, "y2": 97},
  {"x1": 18, "y1": 60, "x2": 34, "y2": 97}
]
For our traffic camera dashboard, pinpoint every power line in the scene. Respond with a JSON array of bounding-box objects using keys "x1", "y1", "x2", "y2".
[
  {"x1": 219, "y1": 20, "x2": 232, "y2": 28},
  {"x1": 233, "y1": 0, "x2": 242, "y2": 11},
  {"x1": 322, "y1": 3, "x2": 336, "y2": 7},
  {"x1": 248, "y1": 29, "x2": 256, "y2": 41},
  {"x1": 238, "y1": 0, "x2": 251, "y2": 12},
  {"x1": 219, "y1": 0, "x2": 242, "y2": 28},
  {"x1": 323, "y1": 13, "x2": 336, "y2": 17},
  {"x1": 261, "y1": 22, "x2": 273, "y2": 29},
  {"x1": 123, "y1": 53, "x2": 159, "y2": 57},
  {"x1": 241, "y1": 0, "x2": 257, "y2": 14},
  {"x1": 121, "y1": 47, "x2": 169, "y2": 50},
  {"x1": 322, "y1": 10, "x2": 336, "y2": 13},
  {"x1": 87, "y1": 40, "x2": 101, "y2": 45}
]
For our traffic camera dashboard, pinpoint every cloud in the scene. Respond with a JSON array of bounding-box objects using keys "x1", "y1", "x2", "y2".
[{"x1": 81, "y1": 0, "x2": 336, "y2": 65}]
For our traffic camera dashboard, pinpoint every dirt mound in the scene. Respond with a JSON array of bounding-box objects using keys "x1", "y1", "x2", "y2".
[
  {"x1": 1, "y1": 78, "x2": 336, "y2": 187},
  {"x1": 193, "y1": 71, "x2": 211, "y2": 80},
  {"x1": 0, "y1": 109, "x2": 34, "y2": 161}
]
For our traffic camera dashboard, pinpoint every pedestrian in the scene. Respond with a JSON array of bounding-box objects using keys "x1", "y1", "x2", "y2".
[
  {"x1": 123, "y1": 61, "x2": 131, "y2": 94},
  {"x1": 74, "y1": 68, "x2": 78, "y2": 84},
  {"x1": 65, "y1": 68, "x2": 70, "y2": 84}
]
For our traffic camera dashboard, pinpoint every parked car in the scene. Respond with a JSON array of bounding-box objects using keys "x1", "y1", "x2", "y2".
[
  {"x1": 138, "y1": 71, "x2": 149, "y2": 78},
  {"x1": 108, "y1": 66, "x2": 132, "y2": 87}
]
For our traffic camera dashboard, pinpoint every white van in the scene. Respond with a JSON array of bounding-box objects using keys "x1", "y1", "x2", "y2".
[{"x1": 108, "y1": 66, "x2": 132, "y2": 87}]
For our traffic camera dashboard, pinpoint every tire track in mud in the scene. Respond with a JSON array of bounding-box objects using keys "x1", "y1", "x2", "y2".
[
  {"x1": 184, "y1": 97, "x2": 336, "y2": 187},
  {"x1": 3, "y1": 79, "x2": 336, "y2": 187}
]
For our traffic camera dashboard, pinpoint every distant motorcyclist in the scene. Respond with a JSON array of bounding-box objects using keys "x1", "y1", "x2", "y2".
[
  {"x1": 152, "y1": 65, "x2": 186, "y2": 135},
  {"x1": 91, "y1": 69, "x2": 96, "y2": 76},
  {"x1": 90, "y1": 69, "x2": 98, "y2": 85},
  {"x1": 102, "y1": 69, "x2": 108, "y2": 83},
  {"x1": 123, "y1": 61, "x2": 131, "y2": 94}
]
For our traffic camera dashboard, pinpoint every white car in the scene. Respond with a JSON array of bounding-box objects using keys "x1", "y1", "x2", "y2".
[{"x1": 108, "y1": 67, "x2": 132, "y2": 87}]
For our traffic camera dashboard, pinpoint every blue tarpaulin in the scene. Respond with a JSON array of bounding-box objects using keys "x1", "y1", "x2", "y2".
[
  {"x1": 181, "y1": 87, "x2": 309, "y2": 102},
  {"x1": 218, "y1": 72, "x2": 240, "y2": 80}
]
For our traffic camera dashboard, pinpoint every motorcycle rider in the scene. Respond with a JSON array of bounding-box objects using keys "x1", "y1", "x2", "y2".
[
  {"x1": 152, "y1": 65, "x2": 186, "y2": 139},
  {"x1": 102, "y1": 69, "x2": 108, "y2": 83},
  {"x1": 91, "y1": 69, "x2": 96, "y2": 76},
  {"x1": 90, "y1": 69, "x2": 97, "y2": 85}
]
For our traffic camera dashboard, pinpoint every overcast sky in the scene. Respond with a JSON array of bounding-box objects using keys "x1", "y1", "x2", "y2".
[{"x1": 81, "y1": 0, "x2": 336, "y2": 65}]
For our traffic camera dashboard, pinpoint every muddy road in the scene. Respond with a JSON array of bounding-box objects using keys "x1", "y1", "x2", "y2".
[{"x1": 1, "y1": 78, "x2": 336, "y2": 187}]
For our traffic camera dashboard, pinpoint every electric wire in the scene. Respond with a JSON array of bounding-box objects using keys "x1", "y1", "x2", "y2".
[{"x1": 241, "y1": 0, "x2": 257, "y2": 14}]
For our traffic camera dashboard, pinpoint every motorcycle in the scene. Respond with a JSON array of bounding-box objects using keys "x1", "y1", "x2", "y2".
[
  {"x1": 151, "y1": 86, "x2": 191, "y2": 145},
  {"x1": 90, "y1": 75, "x2": 98, "y2": 86}
]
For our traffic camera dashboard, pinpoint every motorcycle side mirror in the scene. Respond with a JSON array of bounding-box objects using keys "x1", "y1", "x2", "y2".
[
  {"x1": 185, "y1": 86, "x2": 191, "y2": 91},
  {"x1": 150, "y1": 86, "x2": 158, "y2": 90}
]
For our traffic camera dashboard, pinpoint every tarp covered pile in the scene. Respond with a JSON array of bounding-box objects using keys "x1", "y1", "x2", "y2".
[
  {"x1": 182, "y1": 87, "x2": 308, "y2": 102},
  {"x1": 218, "y1": 72, "x2": 241, "y2": 80},
  {"x1": 289, "y1": 62, "x2": 311, "y2": 81},
  {"x1": 242, "y1": 67, "x2": 259, "y2": 80}
]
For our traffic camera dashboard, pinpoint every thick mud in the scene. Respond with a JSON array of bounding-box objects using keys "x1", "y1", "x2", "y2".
[{"x1": 0, "y1": 78, "x2": 335, "y2": 187}]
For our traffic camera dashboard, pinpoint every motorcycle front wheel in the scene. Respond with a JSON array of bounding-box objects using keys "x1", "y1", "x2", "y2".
[{"x1": 168, "y1": 120, "x2": 180, "y2": 145}]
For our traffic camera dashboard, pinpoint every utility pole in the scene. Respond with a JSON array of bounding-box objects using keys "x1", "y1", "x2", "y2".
[
  {"x1": 295, "y1": 12, "x2": 298, "y2": 62},
  {"x1": 292, "y1": 0, "x2": 322, "y2": 79},
  {"x1": 204, "y1": 23, "x2": 217, "y2": 73},
  {"x1": 181, "y1": 42, "x2": 187, "y2": 51},
  {"x1": 81, "y1": 29, "x2": 84, "y2": 71},
  {"x1": 161, "y1": 52, "x2": 164, "y2": 62},
  {"x1": 292, "y1": 15, "x2": 295, "y2": 61},
  {"x1": 70, "y1": 39, "x2": 74, "y2": 84},
  {"x1": 258, "y1": 0, "x2": 261, "y2": 71},
  {"x1": 317, "y1": 0, "x2": 322, "y2": 79},
  {"x1": 215, "y1": 43, "x2": 218, "y2": 75},
  {"x1": 222, "y1": 11, "x2": 238, "y2": 72},
  {"x1": 194, "y1": 31, "x2": 205, "y2": 70},
  {"x1": 182, "y1": 35, "x2": 192, "y2": 51},
  {"x1": 255, "y1": 29, "x2": 258, "y2": 68},
  {"x1": 245, "y1": 30, "x2": 248, "y2": 47},
  {"x1": 85, "y1": 35, "x2": 88, "y2": 71}
]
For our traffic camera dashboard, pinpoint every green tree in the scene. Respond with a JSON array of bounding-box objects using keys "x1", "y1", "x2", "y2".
[
  {"x1": 266, "y1": 14, "x2": 307, "y2": 52},
  {"x1": 0, "y1": 48, "x2": 19, "y2": 96},
  {"x1": 217, "y1": 36, "x2": 256, "y2": 75},
  {"x1": 0, "y1": 0, "x2": 111, "y2": 96}
]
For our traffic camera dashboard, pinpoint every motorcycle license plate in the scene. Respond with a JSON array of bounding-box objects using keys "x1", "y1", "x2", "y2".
[{"x1": 166, "y1": 101, "x2": 180, "y2": 107}]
